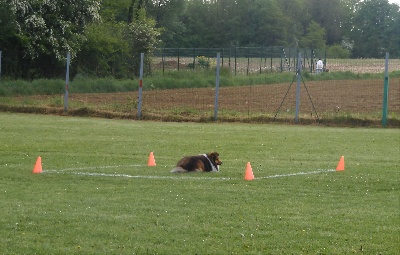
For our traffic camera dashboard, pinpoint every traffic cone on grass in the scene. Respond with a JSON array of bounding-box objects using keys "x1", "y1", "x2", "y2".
[
  {"x1": 336, "y1": 156, "x2": 345, "y2": 171},
  {"x1": 32, "y1": 156, "x2": 42, "y2": 174},
  {"x1": 147, "y1": 152, "x2": 156, "y2": 166},
  {"x1": 244, "y1": 162, "x2": 254, "y2": 180}
]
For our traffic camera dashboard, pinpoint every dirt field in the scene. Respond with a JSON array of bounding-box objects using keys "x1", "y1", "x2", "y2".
[
  {"x1": 2, "y1": 78, "x2": 399, "y2": 126},
  {"x1": 69, "y1": 79, "x2": 398, "y2": 110}
]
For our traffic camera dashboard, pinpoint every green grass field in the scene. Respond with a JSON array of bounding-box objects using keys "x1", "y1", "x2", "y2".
[{"x1": 1, "y1": 113, "x2": 399, "y2": 254}]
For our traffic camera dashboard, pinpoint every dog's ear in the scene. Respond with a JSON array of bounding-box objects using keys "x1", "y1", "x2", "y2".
[{"x1": 210, "y1": 152, "x2": 219, "y2": 160}]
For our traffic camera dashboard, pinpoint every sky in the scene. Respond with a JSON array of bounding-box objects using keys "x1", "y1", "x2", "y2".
[{"x1": 389, "y1": 0, "x2": 400, "y2": 5}]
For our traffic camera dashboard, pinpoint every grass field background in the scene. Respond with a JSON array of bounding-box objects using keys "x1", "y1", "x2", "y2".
[{"x1": 1, "y1": 113, "x2": 399, "y2": 254}]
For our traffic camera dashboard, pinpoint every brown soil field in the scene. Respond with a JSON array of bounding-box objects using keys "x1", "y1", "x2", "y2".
[{"x1": 2, "y1": 78, "x2": 399, "y2": 126}]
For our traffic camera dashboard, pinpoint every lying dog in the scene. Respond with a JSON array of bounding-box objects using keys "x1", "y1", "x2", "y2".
[{"x1": 171, "y1": 152, "x2": 222, "y2": 173}]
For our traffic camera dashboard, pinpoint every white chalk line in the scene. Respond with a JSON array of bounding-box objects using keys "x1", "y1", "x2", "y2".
[
  {"x1": 43, "y1": 165, "x2": 336, "y2": 180},
  {"x1": 257, "y1": 169, "x2": 336, "y2": 179},
  {"x1": 50, "y1": 171, "x2": 234, "y2": 180},
  {"x1": 44, "y1": 164, "x2": 145, "y2": 172}
]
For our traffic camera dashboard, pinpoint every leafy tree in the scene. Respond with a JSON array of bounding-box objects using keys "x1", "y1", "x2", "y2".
[
  {"x1": 0, "y1": 2, "x2": 17, "y2": 50},
  {"x1": 128, "y1": 0, "x2": 149, "y2": 23},
  {"x1": 1, "y1": 0, "x2": 399, "y2": 79},
  {"x1": 214, "y1": 0, "x2": 246, "y2": 47},
  {"x1": 238, "y1": 0, "x2": 289, "y2": 46},
  {"x1": 177, "y1": 0, "x2": 290, "y2": 48},
  {"x1": 384, "y1": 2, "x2": 400, "y2": 57},
  {"x1": 100, "y1": 0, "x2": 132, "y2": 22},
  {"x1": 0, "y1": 0, "x2": 101, "y2": 79},
  {"x1": 350, "y1": 0, "x2": 398, "y2": 57},
  {"x1": 326, "y1": 44, "x2": 351, "y2": 58},
  {"x1": 305, "y1": 0, "x2": 347, "y2": 45},
  {"x1": 179, "y1": 0, "x2": 212, "y2": 47},
  {"x1": 76, "y1": 0, "x2": 160, "y2": 78},
  {"x1": 299, "y1": 21, "x2": 326, "y2": 49},
  {"x1": 126, "y1": 11, "x2": 161, "y2": 76},
  {"x1": 146, "y1": 0, "x2": 186, "y2": 47},
  {"x1": 76, "y1": 22, "x2": 130, "y2": 78},
  {"x1": 276, "y1": 0, "x2": 309, "y2": 47}
]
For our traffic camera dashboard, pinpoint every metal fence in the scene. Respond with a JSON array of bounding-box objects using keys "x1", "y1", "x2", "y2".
[
  {"x1": 0, "y1": 48, "x2": 399, "y2": 126},
  {"x1": 152, "y1": 47, "x2": 400, "y2": 74},
  {"x1": 142, "y1": 49, "x2": 400, "y2": 125},
  {"x1": 136, "y1": 76, "x2": 400, "y2": 125},
  {"x1": 152, "y1": 47, "x2": 326, "y2": 75}
]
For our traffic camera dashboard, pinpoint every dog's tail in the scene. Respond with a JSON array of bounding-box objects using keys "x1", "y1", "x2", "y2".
[{"x1": 171, "y1": 167, "x2": 188, "y2": 173}]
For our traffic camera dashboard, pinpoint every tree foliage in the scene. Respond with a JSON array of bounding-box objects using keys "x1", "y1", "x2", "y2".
[
  {"x1": 146, "y1": 0, "x2": 398, "y2": 58},
  {"x1": 350, "y1": 0, "x2": 400, "y2": 57},
  {"x1": 0, "y1": 0, "x2": 399, "y2": 79},
  {"x1": 305, "y1": 0, "x2": 346, "y2": 45},
  {"x1": 76, "y1": 0, "x2": 160, "y2": 78},
  {"x1": 299, "y1": 21, "x2": 326, "y2": 49},
  {"x1": 0, "y1": 0, "x2": 101, "y2": 78},
  {"x1": 76, "y1": 22, "x2": 130, "y2": 78}
]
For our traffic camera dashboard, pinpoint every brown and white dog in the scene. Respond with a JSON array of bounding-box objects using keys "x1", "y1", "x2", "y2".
[{"x1": 171, "y1": 152, "x2": 222, "y2": 173}]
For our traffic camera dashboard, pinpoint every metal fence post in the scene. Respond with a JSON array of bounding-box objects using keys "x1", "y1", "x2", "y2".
[
  {"x1": 382, "y1": 52, "x2": 389, "y2": 127},
  {"x1": 138, "y1": 53, "x2": 144, "y2": 120},
  {"x1": 234, "y1": 47, "x2": 237, "y2": 75},
  {"x1": 295, "y1": 53, "x2": 302, "y2": 123},
  {"x1": 162, "y1": 48, "x2": 165, "y2": 74},
  {"x1": 221, "y1": 48, "x2": 224, "y2": 67},
  {"x1": 192, "y1": 48, "x2": 195, "y2": 70},
  {"x1": 177, "y1": 48, "x2": 180, "y2": 71},
  {"x1": 64, "y1": 52, "x2": 70, "y2": 113},
  {"x1": 214, "y1": 53, "x2": 221, "y2": 121},
  {"x1": 0, "y1": 50, "x2": 2, "y2": 80}
]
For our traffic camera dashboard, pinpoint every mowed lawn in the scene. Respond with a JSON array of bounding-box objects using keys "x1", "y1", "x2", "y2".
[{"x1": 0, "y1": 113, "x2": 398, "y2": 254}]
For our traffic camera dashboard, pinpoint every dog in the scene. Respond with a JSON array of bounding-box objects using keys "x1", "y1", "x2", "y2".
[{"x1": 171, "y1": 152, "x2": 222, "y2": 173}]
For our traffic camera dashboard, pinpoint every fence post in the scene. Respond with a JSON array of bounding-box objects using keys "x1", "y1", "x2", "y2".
[
  {"x1": 311, "y1": 49, "x2": 315, "y2": 73},
  {"x1": 270, "y1": 56, "x2": 273, "y2": 72},
  {"x1": 295, "y1": 53, "x2": 302, "y2": 123},
  {"x1": 228, "y1": 47, "x2": 231, "y2": 69},
  {"x1": 137, "y1": 53, "x2": 144, "y2": 120},
  {"x1": 234, "y1": 47, "x2": 237, "y2": 75},
  {"x1": 192, "y1": 48, "x2": 196, "y2": 70},
  {"x1": 0, "y1": 50, "x2": 2, "y2": 79},
  {"x1": 214, "y1": 53, "x2": 221, "y2": 121},
  {"x1": 382, "y1": 52, "x2": 389, "y2": 127},
  {"x1": 221, "y1": 48, "x2": 224, "y2": 66},
  {"x1": 177, "y1": 48, "x2": 180, "y2": 71},
  {"x1": 162, "y1": 48, "x2": 165, "y2": 74},
  {"x1": 246, "y1": 47, "x2": 250, "y2": 75},
  {"x1": 64, "y1": 51, "x2": 70, "y2": 113}
]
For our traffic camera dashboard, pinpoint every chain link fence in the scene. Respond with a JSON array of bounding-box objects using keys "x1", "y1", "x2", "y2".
[
  {"x1": 141, "y1": 48, "x2": 400, "y2": 125},
  {"x1": 152, "y1": 47, "x2": 400, "y2": 74},
  {"x1": 152, "y1": 47, "x2": 326, "y2": 75},
  {"x1": 0, "y1": 47, "x2": 399, "y2": 126}
]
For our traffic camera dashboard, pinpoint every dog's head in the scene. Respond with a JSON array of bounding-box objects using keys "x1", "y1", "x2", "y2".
[{"x1": 207, "y1": 152, "x2": 222, "y2": 166}]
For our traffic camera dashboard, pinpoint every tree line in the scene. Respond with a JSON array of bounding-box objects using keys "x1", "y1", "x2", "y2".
[{"x1": 0, "y1": 0, "x2": 399, "y2": 79}]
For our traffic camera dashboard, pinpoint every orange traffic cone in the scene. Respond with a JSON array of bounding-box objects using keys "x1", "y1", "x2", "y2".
[
  {"x1": 147, "y1": 152, "x2": 156, "y2": 166},
  {"x1": 32, "y1": 156, "x2": 42, "y2": 174},
  {"x1": 244, "y1": 162, "x2": 254, "y2": 180},
  {"x1": 336, "y1": 156, "x2": 345, "y2": 171}
]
